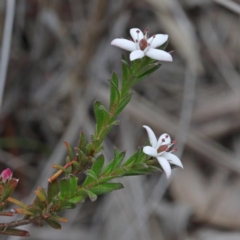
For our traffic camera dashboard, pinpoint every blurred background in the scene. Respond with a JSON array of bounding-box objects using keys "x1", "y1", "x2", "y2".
[{"x1": 0, "y1": 0, "x2": 240, "y2": 239}]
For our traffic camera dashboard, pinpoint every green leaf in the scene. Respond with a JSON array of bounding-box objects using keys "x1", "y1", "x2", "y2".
[
  {"x1": 136, "y1": 64, "x2": 160, "y2": 83},
  {"x1": 78, "y1": 131, "x2": 88, "y2": 154},
  {"x1": 121, "y1": 55, "x2": 132, "y2": 86},
  {"x1": 93, "y1": 101, "x2": 110, "y2": 135},
  {"x1": 7, "y1": 197, "x2": 29, "y2": 210},
  {"x1": 2, "y1": 179, "x2": 18, "y2": 201},
  {"x1": 131, "y1": 58, "x2": 142, "y2": 73},
  {"x1": 0, "y1": 228, "x2": 30, "y2": 236},
  {"x1": 90, "y1": 183, "x2": 124, "y2": 195},
  {"x1": 45, "y1": 218, "x2": 62, "y2": 229},
  {"x1": 34, "y1": 186, "x2": 47, "y2": 206},
  {"x1": 59, "y1": 178, "x2": 69, "y2": 199},
  {"x1": 121, "y1": 76, "x2": 137, "y2": 96},
  {"x1": 123, "y1": 166, "x2": 160, "y2": 176},
  {"x1": 47, "y1": 180, "x2": 59, "y2": 204},
  {"x1": 84, "y1": 189, "x2": 97, "y2": 202},
  {"x1": 72, "y1": 161, "x2": 80, "y2": 172},
  {"x1": 133, "y1": 148, "x2": 148, "y2": 164},
  {"x1": 52, "y1": 164, "x2": 70, "y2": 173},
  {"x1": 68, "y1": 175, "x2": 78, "y2": 198},
  {"x1": 101, "y1": 149, "x2": 125, "y2": 175},
  {"x1": 82, "y1": 169, "x2": 97, "y2": 187},
  {"x1": 59, "y1": 202, "x2": 76, "y2": 210},
  {"x1": 123, "y1": 151, "x2": 138, "y2": 166},
  {"x1": 92, "y1": 155, "x2": 105, "y2": 175},
  {"x1": 98, "y1": 120, "x2": 119, "y2": 142},
  {"x1": 115, "y1": 93, "x2": 132, "y2": 116},
  {"x1": 68, "y1": 195, "x2": 84, "y2": 204},
  {"x1": 64, "y1": 142, "x2": 74, "y2": 160},
  {"x1": 110, "y1": 72, "x2": 120, "y2": 110}
]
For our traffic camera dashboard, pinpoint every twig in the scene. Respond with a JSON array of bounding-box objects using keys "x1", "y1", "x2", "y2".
[
  {"x1": 0, "y1": 0, "x2": 15, "y2": 109},
  {"x1": 214, "y1": 0, "x2": 240, "y2": 15},
  {"x1": 0, "y1": 216, "x2": 42, "y2": 229}
]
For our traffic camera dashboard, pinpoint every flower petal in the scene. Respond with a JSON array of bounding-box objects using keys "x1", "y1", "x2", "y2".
[
  {"x1": 148, "y1": 34, "x2": 168, "y2": 48},
  {"x1": 143, "y1": 125, "x2": 157, "y2": 148},
  {"x1": 130, "y1": 50, "x2": 145, "y2": 61},
  {"x1": 130, "y1": 28, "x2": 144, "y2": 43},
  {"x1": 157, "y1": 133, "x2": 171, "y2": 149},
  {"x1": 111, "y1": 39, "x2": 136, "y2": 51},
  {"x1": 164, "y1": 152, "x2": 183, "y2": 168},
  {"x1": 146, "y1": 48, "x2": 173, "y2": 62},
  {"x1": 143, "y1": 146, "x2": 158, "y2": 157},
  {"x1": 157, "y1": 157, "x2": 171, "y2": 178}
]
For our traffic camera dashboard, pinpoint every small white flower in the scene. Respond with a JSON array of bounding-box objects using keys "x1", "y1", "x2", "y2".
[
  {"x1": 142, "y1": 125, "x2": 183, "y2": 178},
  {"x1": 111, "y1": 28, "x2": 172, "y2": 62}
]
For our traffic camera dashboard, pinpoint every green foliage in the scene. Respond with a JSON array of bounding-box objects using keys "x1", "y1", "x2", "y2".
[
  {"x1": 0, "y1": 228, "x2": 30, "y2": 236},
  {"x1": 109, "y1": 72, "x2": 120, "y2": 110},
  {"x1": 101, "y1": 149, "x2": 125, "y2": 175},
  {"x1": 90, "y1": 183, "x2": 124, "y2": 195}
]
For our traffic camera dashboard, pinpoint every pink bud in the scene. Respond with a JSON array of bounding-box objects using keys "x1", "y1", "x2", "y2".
[{"x1": 1, "y1": 168, "x2": 13, "y2": 182}]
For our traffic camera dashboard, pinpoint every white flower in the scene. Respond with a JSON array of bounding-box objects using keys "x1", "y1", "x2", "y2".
[
  {"x1": 142, "y1": 125, "x2": 183, "y2": 178},
  {"x1": 111, "y1": 28, "x2": 172, "y2": 62}
]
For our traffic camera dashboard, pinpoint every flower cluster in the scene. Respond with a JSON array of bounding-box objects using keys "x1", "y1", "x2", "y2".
[
  {"x1": 142, "y1": 125, "x2": 183, "y2": 178},
  {"x1": 111, "y1": 28, "x2": 172, "y2": 62}
]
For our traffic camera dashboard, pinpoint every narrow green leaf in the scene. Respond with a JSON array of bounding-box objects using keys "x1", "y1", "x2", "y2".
[
  {"x1": 59, "y1": 202, "x2": 76, "y2": 210},
  {"x1": 52, "y1": 164, "x2": 69, "y2": 173},
  {"x1": 92, "y1": 155, "x2": 105, "y2": 175},
  {"x1": 115, "y1": 93, "x2": 132, "y2": 116},
  {"x1": 68, "y1": 195, "x2": 84, "y2": 204},
  {"x1": 134, "y1": 148, "x2": 148, "y2": 164},
  {"x1": 93, "y1": 101, "x2": 110, "y2": 134},
  {"x1": 90, "y1": 183, "x2": 124, "y2": 195},
  {"x1": 72, "y1": 161, "x2": 80, "y2": 172},
  {"x1": 121, "y1": 76, "x2": 137, "y2": 96},
  {"x1": 78, "y1": 131, "x2": 88, "y2": 154},
  {"x1": 64, "y1": 142, "x2": 74, "y2": 160},
  {"x1": 59, "y1": 178, "x2": 69, "y2": 199},
  {"x1": 7, "y1": 197, "x2": 29, "y2": 210},
  {"x1": 98, "y1": 120, "x2": 119, "y2": 142},
  {"x1": 84, "y1": 189, "x2": 97, "y2": 202},
  {"x1": 82, "y1": 169, "x2": 97, "y2": 187},
  {"x1": 123, "y1": 166, "x2": 160, "y2": 176},
  {"x1": 34, "y1": 186, "x2": 47, "y2": 206},
  {"x1": 45, "y1": 218, "x2": 62, "y2": 229},
  {"x1": 68, "y1": 175, "x2": 78, "y2": 198},
  {"x1": 0, "y1": 228, "x2": 30, "y2": 236},
  {"x1": 123, "y1": 151, "x2": 138, "y2": 166},
  {"x1": 131, "y1": 58, "x2": 142, "y2": 73},
  {"x1": 121, "y1": 55, "x2": 132, "y2": 86},
  {"x1": 47, "y1": 180, "x2": 59, "y2": 204},
  {"x1": 110, "y1": 72, "x2": 120, "y2": 110},
  {"x1": 136, "y1": 64, "x2": 160, "y2": 83},
  {"x1": 101, "y1": 149, "x2": 125, "y2": 175},
  {"x1": 13, "y1": 208, "x2": 34, "y2": 215}
]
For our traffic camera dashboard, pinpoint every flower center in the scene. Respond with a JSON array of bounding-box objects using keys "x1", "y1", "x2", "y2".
[
  {"x1": 139, "y1": 38, "x2": 148, "y2": 50},
  {"x1": 157, "y1": 136, "x2": 177, "y2": 154},
  {"x1": 157, "y1": 145, "x2": 168, "y2": 153}
]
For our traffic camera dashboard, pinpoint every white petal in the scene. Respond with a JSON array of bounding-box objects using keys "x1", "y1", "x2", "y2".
[
  {"x1": 111, "y1": 39, "x2": 136, "y2": 51},
  {"x1": 143, "y1": 125, "x2": 157, "y2": 148},
  {"x1": 157, "y1": 157, "x2": 171, "y2": 178},
  {"x1": 157, "y1": 133, "x2": 171, "y2": 149},
  {"x1": 130, "y1": 50, "x2": 145, "y2": 61},
  {"x1": 148, "y1": 34, "x2": 168, "y2": 48},
  {"x1": 146, "y1": 48, "x2": 173, "y2": 62},
  {"x1": 164, "y1": 152, "x2": 183, "y2": 168},
  {"x1": 130, "y1": 28, "x2": 144, "y2": 43},
  {"x1": 143, "y1": 146, "x2": 158, "y2": 157}
]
